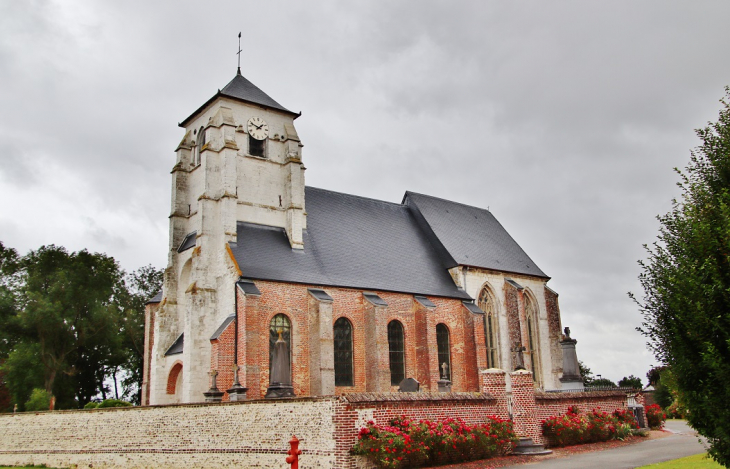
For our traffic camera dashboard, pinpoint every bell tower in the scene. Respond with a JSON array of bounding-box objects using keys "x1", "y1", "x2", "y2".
[{"x1": 148, "y1": 68, "x2": 304, "y2": 404}]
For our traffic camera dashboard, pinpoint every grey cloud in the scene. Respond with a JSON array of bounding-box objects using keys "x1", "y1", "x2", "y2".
[{"x1": 2, "y1": 0, "x2": 730, "y2": 383}]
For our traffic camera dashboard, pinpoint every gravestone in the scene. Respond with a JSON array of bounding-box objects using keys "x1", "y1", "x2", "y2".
[
  {"x1": 203, "y1": 370, "x2": 224, "y2": 403},
  {"x1": 398, "y1": 377, "x2": 420, "y2": 392},
  {"x1": 227, "y1": 364, "x2": 248, "y2": 401},
  {"x1": 437, "y1": 362, "x2": 452, "y2": 392}
]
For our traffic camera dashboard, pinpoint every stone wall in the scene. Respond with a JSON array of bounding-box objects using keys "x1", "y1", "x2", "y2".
[
  {"x1": 0, "y1": 398, "x2": 338, "y2": 469},
  {"x1": 1, "y1": 373, "x2": 635, "y2": 469}
]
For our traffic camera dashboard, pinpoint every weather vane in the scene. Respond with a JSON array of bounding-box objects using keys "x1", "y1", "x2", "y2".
[{"x1": 237, "y1": 32, "x2": 242, "y2": 74}]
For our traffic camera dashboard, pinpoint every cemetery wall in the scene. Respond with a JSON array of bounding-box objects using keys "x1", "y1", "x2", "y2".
[
  {"x1": 535, "y1": 390, "x2": 629, "y2": 422},
  {"x1": 0, "y1": 371, "x2": 635, "y2": 469},
  {"x1": 0, "y1": 398, "x2": 338, "y2": 469}
]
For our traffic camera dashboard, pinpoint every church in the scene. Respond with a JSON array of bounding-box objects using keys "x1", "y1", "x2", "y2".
[{"x1": 141, "y1": 68, "x2": 567, "y2": 405}]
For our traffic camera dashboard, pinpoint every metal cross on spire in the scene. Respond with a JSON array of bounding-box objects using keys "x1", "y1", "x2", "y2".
[{"x1": 237, "y1": 32, "x2": 242, "y2": 75}]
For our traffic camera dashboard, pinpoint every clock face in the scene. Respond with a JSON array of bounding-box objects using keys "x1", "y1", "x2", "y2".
[{"x1": 247, "y1": 117, "x2": 269, "y2": 140}]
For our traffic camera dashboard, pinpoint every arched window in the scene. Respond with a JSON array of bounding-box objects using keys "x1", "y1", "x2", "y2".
[
  {"x1": 249, "y1": 133, "x2": 266, "y2": 157},
  {"x1": 524, "y1": 295, "x2": 541, "y2": 384},
  {"x1": 387, "y1": 320, "x2": 405, "y2": 386},
  {"x1": 269, "y1": 314, "x2": 291, "y2": 376},
  {"x1": 436, "y1": 324, "x2": 451, "y2": 381},
  {"x1": 333, "y1": 317, "x2": 354, "y2": 386},
  {"x1": 167, "y1": 362, "x2": 182, "y2": 395},
  {"x1": 478, "y1": 286, "x2": 499, "y2": 368},
  {"x1": 194, "y1": 127, "x2": 205, "y2": 165}
]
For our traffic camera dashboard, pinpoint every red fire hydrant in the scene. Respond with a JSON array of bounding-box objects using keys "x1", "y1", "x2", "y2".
[{"x1": 286, "y1": 435, "x2": 302, "y2": 469}]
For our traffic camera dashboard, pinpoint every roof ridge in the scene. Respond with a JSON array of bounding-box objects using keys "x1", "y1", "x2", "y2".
[
  {"x1": 405, "y1": 190, "x2": 492, "y2": 213},
  {"x1": 306, "y1": 186, "x2": 405, "y2": 208}
]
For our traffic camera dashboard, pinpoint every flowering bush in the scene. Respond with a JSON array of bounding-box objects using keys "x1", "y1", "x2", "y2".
[
  {"x1": 351, "y1": 415, "x2": 518, "y2": 468},
  {"x1": 665, "y1": 400, "x2": 687, "y2": 419},
  {"x1": 541, "y1": 407, "x2": 639, "y2": 447},
  {"x1": 645, "y1": 404, "x2": 666, "y2": 429}
]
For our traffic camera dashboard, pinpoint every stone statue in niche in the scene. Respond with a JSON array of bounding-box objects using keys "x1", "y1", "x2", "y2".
[
  {"x1": 512, "y1": 343, "x2": 527, "y2": 371},
  {"x1": 265, "y1": 329, "x2": 295, "y2": 398}
]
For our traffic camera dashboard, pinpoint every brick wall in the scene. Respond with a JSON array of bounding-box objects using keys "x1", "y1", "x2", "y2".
[
  {"x1": 535, "y1": 390, "x2": 629, "y2": 423},
  {"x1": 212, "y1": 281, "x2": 484, "y2": 401},
  {"x1": 332, "y1": 393, "x2": 501, "y2": 469}
]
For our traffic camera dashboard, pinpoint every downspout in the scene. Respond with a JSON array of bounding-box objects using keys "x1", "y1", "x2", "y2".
[{"x1": 234, "y1": 278, "x2": 239, "y2": 367}]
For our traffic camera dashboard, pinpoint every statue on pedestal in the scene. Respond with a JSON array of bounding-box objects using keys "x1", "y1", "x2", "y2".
[
  {"x1": 512, "y1": 343, "x2": 527, "y2": 371},
  {"x1": 265, "y1": 329, "x2": 295, "y2": 398}
]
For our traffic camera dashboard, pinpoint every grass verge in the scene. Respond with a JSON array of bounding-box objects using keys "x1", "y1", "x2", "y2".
[{"x1": 636, "y1": 453, "x2": 722, "y2": 468}]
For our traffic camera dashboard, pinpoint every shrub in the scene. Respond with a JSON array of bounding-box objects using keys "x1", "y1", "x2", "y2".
[
  {"x1": 542, "y1": 407, "x2": 639, "y2": 447},
  {"x1": 97, "y1": 399, "x2": 132, "y2": 408},
  {"x1": 84, "y1": 401, "x2": 100, "y2": 409},
  {"x1": 24, "y1": 388, "x2": 52, "y2": 412},
  {"x1": 352, "y1": 415, "x2": 518, "y2": 468},
  {"x1": 645, "y1": 404, "x2": 666, "y2": 429}
]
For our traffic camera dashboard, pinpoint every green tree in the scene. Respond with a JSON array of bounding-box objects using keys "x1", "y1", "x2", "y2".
[
  {"x1": 578, "y1": 360, "x2": 594, "y2": 386},
  {"x1": 1, "y1": 245, "x2": 126, "y2": 409},
  {"x1": 634, "y1": 88, "x2": 730, "y2": 466},
  {"x1": 618, "y1": 375, "x2": 642, "y2": 389},
  {"x1": 589, "y1": 377, "x2": 618, "y2": 388},
  {"x1": 646, "y1": 365, "x2": 667, "y2": 386},
  {"x1": 24, "y1": 388, "x2": 52, "y2": 411},
  {"x1": 118, "y1": 265, "x2": 163, "y2": 404},
  {"x1": 20, "y1": 246, "x2": 125, "y2": 398},
  {"x1": 0, "y1": 243, "x2": 162, "y2": 410}
]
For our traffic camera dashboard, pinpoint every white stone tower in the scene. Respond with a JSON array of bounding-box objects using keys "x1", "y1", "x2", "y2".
[{"x1": 148, "y1": 69, "x2": 304, "y2": 404}]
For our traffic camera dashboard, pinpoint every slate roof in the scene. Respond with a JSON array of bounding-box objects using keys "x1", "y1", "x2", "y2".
[
  {"x1": 462, "y1": 302, "x2": 486, "y2": 315},
  {"x1": 210, "y1": 315, "x2": 235, "y2": 341},
  {"x1": 178, "y1": 231, "x2": 196, "y2": 253},
  {"x1": 404, "y1": 192, "x2": 548, "y2": 278},
  {"x1": 165, "y1": 333, "x2": 184, "y2": 356},
  {"x1": 363, "y1": 292, "x2": 388, "y2": 307},
  {"x1": 146, "y1": 290, "x2": 163, "y2": 304},
  {"x1": 237, "y1": 279, "x2": 262, "y2": 296},
  {"x1": 228, "y1": 187, "x2": 471, "y2": 300},
  {"x1": 180, "y1": 70, "x2": 298, "y2": 127}
]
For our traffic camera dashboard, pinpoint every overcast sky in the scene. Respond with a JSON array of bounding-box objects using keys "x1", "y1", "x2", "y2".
[{"x1": 2, "y1": 1, "x2": 729, "y2": 385}]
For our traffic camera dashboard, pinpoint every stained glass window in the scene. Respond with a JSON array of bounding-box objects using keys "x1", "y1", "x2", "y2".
[
  {"x1": 525, "y1": 296, "x2": 540, "y2": 384},
  {"x1": 388, "y1": 320, "x2": 405, "y2": 386},
  {"x1": 478, "y1": 286, "x2": 499, "y2": 368},
  {"x1": 333, "y1": 317, "x2": 354, "y2": 386}
]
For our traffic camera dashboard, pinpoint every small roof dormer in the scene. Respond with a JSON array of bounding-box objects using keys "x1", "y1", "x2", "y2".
[{"x1": 179, "y1": 70, "x2": 299, "y2": 128}]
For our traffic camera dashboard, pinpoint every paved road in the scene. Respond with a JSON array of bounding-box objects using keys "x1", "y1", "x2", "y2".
[{"x1": 501, "y1": 421, "x2": 708, "y2": 469}]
